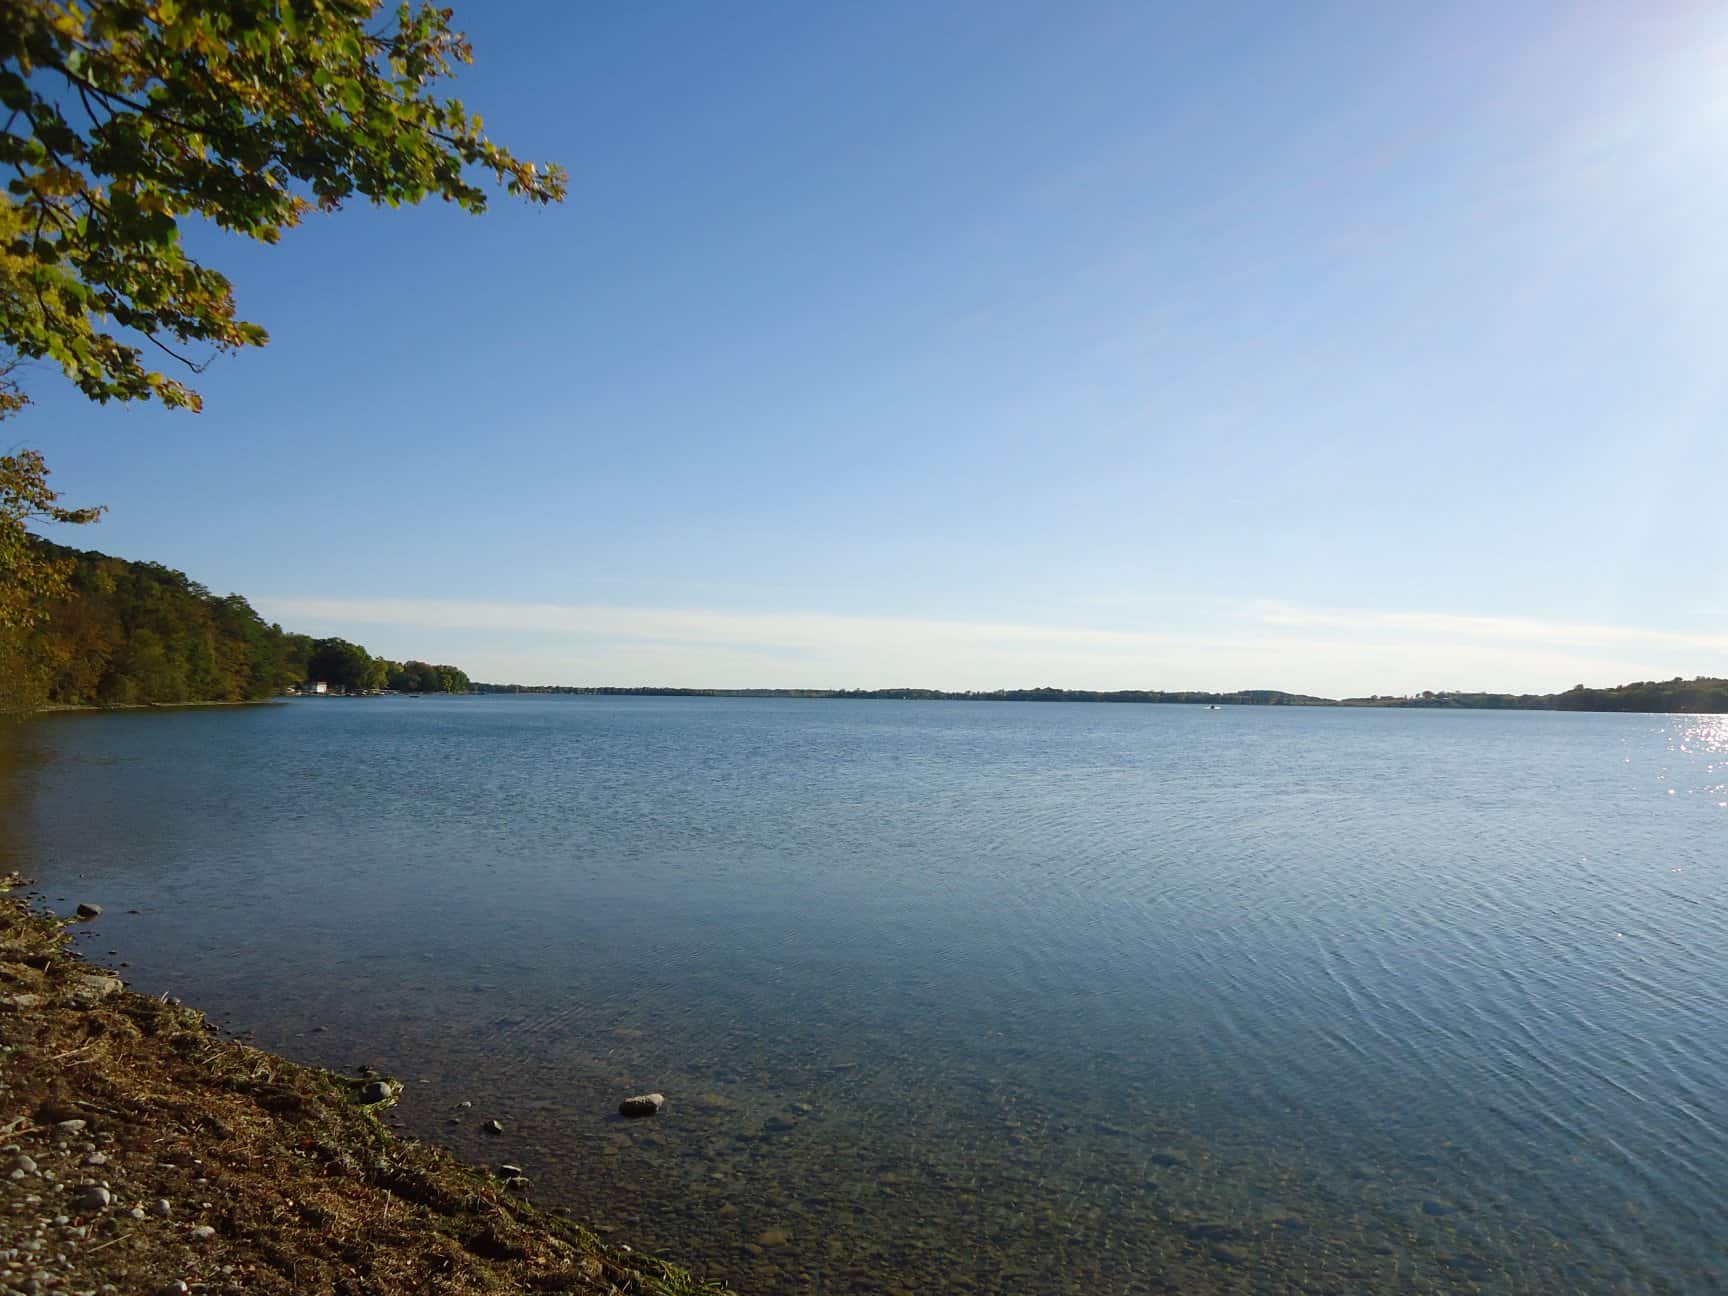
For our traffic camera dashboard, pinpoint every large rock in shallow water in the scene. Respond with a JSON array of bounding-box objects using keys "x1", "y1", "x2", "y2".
[{"x1": 618, "y1": 1093, "x2": 665, "y2": 1118}]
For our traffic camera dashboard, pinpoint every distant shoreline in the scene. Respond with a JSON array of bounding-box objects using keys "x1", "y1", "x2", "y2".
[
  {"x1": 25, "y1": 685, "x2": 1728, "y2": 718},
  {"x1": 465, "y1": 682, "x2": 1728, "y2": 715}
]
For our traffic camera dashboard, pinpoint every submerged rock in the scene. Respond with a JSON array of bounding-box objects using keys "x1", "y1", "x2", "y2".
[
  {"x1": 618, "y1": 1093, "x2": 665, "y2": 1118},
  {"x1": 482, "y1": 1119, "x2": 504, "y2": 1135},
  {"x1": 74, "y1": 903, "x2": 103, "y2": 920},
  {"x1": 358, "y1": 1080, "x2": 395, "y2": 1105}
]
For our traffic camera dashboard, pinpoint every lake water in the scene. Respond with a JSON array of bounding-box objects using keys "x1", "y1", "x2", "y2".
[{"x1": 2, "y1": 698, "x2": 1725, "y2": 1293}]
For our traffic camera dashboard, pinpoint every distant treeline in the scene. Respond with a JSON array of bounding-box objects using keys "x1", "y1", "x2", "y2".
[
  {"x1": 1553, "y1": 679, "x2": 1728, "y2": 713},
  {"x1": 5, "y1": 541, "x2": 470, "y2": 711},
  {"x1": 474, "y1": 680, "x2": 1728, "y2": 713},
  {"x1": 1339, "y1": 680, "x2": 1728, "y2": 713},
  {"x1": 473, "y1": 684, "x2": 1335, "y2": 706}
]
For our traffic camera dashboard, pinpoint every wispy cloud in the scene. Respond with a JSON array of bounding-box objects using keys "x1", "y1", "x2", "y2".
[
  {"x1": 1255, "y1": 604, "x2": 1728, "y2": 654},
  {"x1": 254, "y1": 595, "x2": 1722, "y2": 696}
]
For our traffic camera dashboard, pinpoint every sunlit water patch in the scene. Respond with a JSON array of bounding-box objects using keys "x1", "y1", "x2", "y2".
[{"x1": 3, "y1": 699, "x2": 1724, "y2": 1292}]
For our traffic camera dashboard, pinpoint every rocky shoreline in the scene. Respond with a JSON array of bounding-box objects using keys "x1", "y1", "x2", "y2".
[{"x1": 0, "y1": 877, "x2": 726, "y2": 1295}]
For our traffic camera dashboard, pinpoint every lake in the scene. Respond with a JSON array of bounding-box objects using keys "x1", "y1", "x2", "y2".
[{"x1": 2, "y1": 697, "x2": 1724, "y2": 1293}]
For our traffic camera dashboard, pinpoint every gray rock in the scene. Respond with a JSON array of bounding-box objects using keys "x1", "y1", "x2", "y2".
[
  {"x1": 55, "y1": 1120, "x2": 87, "y2": 1134},
  {"x1": 189, "y1": 1225, "x2": 216, "y2": 1242},
  {"x1": 7, "y1": 1155, "x2": 36, "y2": 1175},
  {"x1": 618, "y1": 1092, "x2": 665, "y2": 1118},
  {"x1": 150, "y1": 1198, "x2": 172, "y2": 1218},
  {"x1": 481, "y1": 1119, "x2": 504, "y2": 1135},
  {"x1": 68, "y1": 975, "x2": 123, "y2": 1006},
  {"x1": 74, "y1": 903, "x2": 103, "y2": 920},
  {"x1": 71, "y1": 1185, "x2": 111, "y2": 1213},
  {"x1": 0, "y1": 993, "x2": 42, "y2": 1011},
  {"x1": 358, "y1": 1080, "x2": 395, "y2": 1104}
]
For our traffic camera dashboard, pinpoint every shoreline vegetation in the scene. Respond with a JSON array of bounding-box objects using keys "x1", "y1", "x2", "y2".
[
  {"x1": 4, "y1": 541, "x2": 468, "y2": 716},
  {"x1": 0, "y1": 876, "x2": 724, "y2": 1295}
]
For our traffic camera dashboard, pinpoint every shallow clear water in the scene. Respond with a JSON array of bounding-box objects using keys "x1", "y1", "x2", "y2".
[{"x1": 3, "y1": 697, "x2": 1725, "y2": 1293}]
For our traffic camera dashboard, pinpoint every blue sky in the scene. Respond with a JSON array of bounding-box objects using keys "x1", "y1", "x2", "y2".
[{"x1": 16, "y1": 1, "x2": 1728, "y2": 692}]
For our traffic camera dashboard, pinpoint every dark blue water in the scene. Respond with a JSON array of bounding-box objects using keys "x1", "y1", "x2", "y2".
[{"x1": 3, "y1": 698, "x2": 1724, "y2": 1293}]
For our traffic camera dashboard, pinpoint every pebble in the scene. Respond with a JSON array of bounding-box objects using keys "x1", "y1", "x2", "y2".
[
  {"x1": 71, "y1": 1185, "x2": 110, "y2": 1212},
  {"x1": 618, "y1": 1092, "x2": 665, "y2": 1118},
  {"x1": 150, "y1": 1198, "x2": 172, "y2": 1217},
  {"x1": 189, "y1": 1225, "x2": 216, "y2": 1242}
]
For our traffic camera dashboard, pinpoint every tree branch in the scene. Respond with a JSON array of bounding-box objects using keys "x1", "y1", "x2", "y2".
[{"x1": 142, "y1": 331, "x2": 211, "y2": 374}]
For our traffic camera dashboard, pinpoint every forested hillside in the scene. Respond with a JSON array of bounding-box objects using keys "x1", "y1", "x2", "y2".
[
  {"x1": 1550, "y1": 678, "x2": 1728, "y2": 714},
  {"x1": 3, "y1": 541, "x2": 468, "y2": 713}
]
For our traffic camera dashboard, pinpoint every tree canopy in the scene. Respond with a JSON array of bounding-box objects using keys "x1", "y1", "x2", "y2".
[
  {"x1": 0, "y1": 447, "x2": 102, "y2": 630},
  {"x1": 8, "y1": 537, "x2": 471, "y2": 712},
  {"x1": 1, "y1": 0, "x2": 566, "y2": 408}
]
